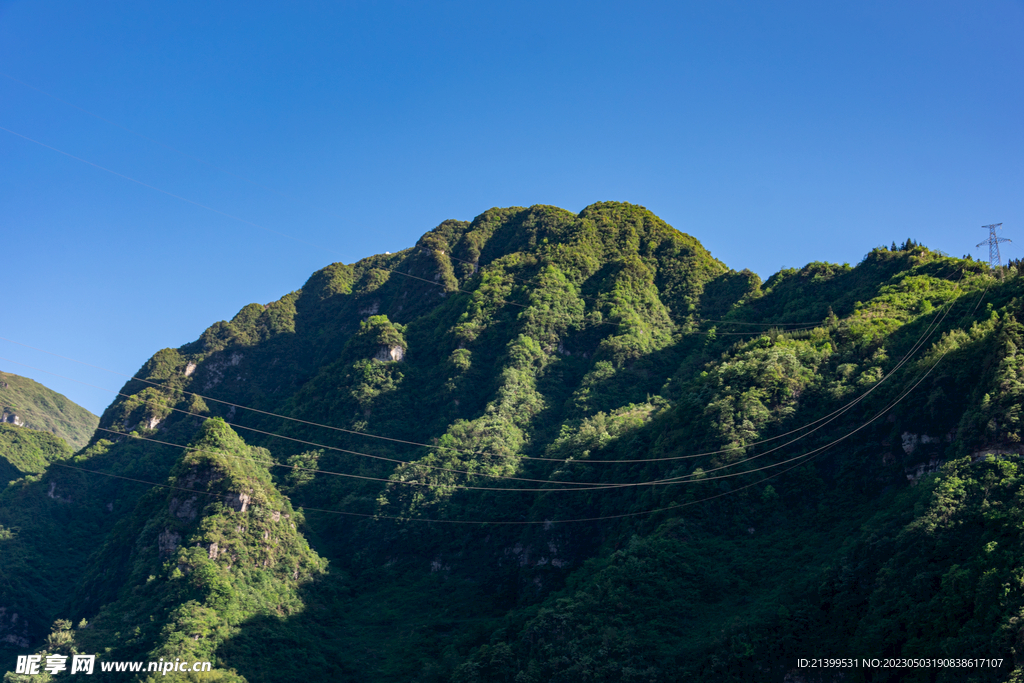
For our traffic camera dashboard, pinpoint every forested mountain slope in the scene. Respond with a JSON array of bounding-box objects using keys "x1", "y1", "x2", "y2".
[
  {"x1": 0, "y1": 424, "x2": 73, "y2": 486},
  {"x1": 1, "y1": 203, "x2": 1021, "y2": 682},
  {"x1": 0, "y1": 373, "x2": 91, "y2": 490},
  {"x1": 0, "y1": 372, "x2": 98, "y2": 450}
]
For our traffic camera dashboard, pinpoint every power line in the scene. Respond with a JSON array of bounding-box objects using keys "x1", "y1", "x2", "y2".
[
  {"x1": 10, "y1": 406, "x2": 810, "y2": 501},
  {"x1": 699, "y1": 318, "x2": 827, "y2": 326},
  {"x1": 640, "y1": 275, "x2": 995, "y2": 498},
  {"x1": 7, "y1": 405, "x2": 612, "y2": 495},
  {"x1": 13, "y1": 354, "x2": 848, "y2": 494},
  {"x1": 0, "y1": 356, "x2": 859, "y2": 493},
  {"x1": 0, "y1": 273, "x2": 968, "y2": 471},
  {"x1": 51, "y1": 284, "x2": 990, "y2": 525},
  {"x1": 0, "y1": 265, "x2": 974, "y2": 496},
  {"x1": 650, "y1": 276, "x2": 973, "y2": 485},
  {"x1": 36, "y1": 368, "x2": 911, "y2": 523},
  {"x1": 45, "y1": 458, "x2": 752, "y2": 526},
  {"x1": 0, "y1": 357, "x2": 619, "y2": 491},
  {"x1": 24, "y1": 274, "x2": 993, "y2": 526},
  {"x1": 712, "y1": 326, "x2": 820, "y2": 336}
]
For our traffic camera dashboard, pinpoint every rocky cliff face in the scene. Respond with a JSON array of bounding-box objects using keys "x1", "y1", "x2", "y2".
[{"x1": 0, "y1": 410, "x2": 24, "y2": 427}]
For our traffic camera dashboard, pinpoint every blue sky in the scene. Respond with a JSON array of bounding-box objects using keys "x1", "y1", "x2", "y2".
[{"x1": 1, "y1": 0, "x2": 1022, "y2": 416}]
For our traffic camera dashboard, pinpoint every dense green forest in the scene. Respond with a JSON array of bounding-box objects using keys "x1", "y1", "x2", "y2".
[
  {"x1": 0, "y1": 424, "x2": 73, "y2": 484},
  {"x1": 2, "y1": 203, "x2": 1022, "y2": 681}
]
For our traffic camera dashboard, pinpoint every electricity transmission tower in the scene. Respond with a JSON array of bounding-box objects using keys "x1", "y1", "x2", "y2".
[{"x1": 977, "y1": 223, "x2": 1011, "y2": 279}]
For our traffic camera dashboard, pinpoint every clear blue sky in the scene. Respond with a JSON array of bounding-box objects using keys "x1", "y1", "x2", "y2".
[{"x1": 1, "y1": 0, "x2": 1022, "y2": 416}]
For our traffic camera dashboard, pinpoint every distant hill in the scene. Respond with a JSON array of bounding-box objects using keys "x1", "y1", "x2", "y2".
[{"x1": 0, "y1": 371, "x2": 98, "y2": 450}]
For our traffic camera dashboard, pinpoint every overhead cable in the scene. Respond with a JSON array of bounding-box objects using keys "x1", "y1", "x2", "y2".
[{"x1": 0, "y1": 275, "x2": 971, "y2": 472}]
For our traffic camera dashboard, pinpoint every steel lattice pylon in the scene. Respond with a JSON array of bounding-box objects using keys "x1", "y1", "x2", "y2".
[{"x1": 977, "y1": 223, "x2": 1011, "y2": 279}]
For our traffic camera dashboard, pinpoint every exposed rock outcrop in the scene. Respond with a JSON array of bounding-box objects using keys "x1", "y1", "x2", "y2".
[
  {"x1": 0, "y1": 410, "x2": 24, "y2": 427},
  {"x1": 374, "y1": 345, "x2": 405, "y2": 362}
]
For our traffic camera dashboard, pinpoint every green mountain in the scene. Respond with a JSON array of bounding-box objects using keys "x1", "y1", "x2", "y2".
[
  {"x1": 1, "y1": 204, "x2": 1021, "y2": 682},
  {"x1": 0, "y1": 372, "x2": 98, "y2": 450}
]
